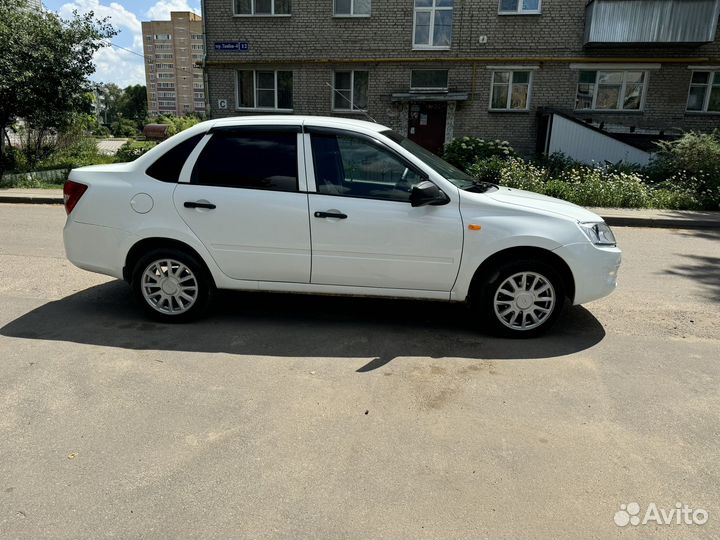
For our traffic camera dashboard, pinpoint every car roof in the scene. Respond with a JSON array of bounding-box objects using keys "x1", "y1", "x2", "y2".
[{"x1": 208, "y1": 115, "x2": 390, "y2": 133}]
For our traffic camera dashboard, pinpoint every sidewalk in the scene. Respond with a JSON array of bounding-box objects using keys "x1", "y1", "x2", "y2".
[{"x1": 1, "y1": 188, "x2": 719, "y2": 229}]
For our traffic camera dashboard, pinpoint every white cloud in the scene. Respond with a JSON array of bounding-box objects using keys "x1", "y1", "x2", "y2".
[
  {"x1": 91, "y1": 45, "x2": 146, "y2": 87},
  {"x1": 57, "y1": 0, "x2": 146, "y2": 85},
  {"x1": 145, "y1": 0, "x2": 200, "y2": 20},
  {"x1": 59, "y1": 0, "x2": 141, "y2": 36}
]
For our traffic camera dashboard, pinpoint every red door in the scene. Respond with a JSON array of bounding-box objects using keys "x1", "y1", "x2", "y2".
[{"x1": 408, "y1": 102, "x2": 448, "y2": 155}]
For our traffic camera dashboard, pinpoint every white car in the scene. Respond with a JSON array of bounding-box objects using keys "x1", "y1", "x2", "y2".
[{"x1": 63, "y1": 116, "x2": 621, "y2": 337}]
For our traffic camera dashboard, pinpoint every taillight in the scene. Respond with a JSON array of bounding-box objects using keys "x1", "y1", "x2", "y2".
[{"x1": 63, "y1": 180, "x2": 88, "y2": 215}]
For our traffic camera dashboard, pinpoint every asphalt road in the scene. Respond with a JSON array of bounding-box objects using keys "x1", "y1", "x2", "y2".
[{"x1": 1, "y1": 204, "x2": 719, "y2": 539}]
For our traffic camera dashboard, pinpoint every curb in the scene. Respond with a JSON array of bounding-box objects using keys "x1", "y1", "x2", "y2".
[
  {"x1": 0, "y1": 195, "x2": 63, "y2": 205},
  {"x1": 1, "y1": 194, "x2": 719, "y2": 230},
  {"x1": 602, "y1": 216, "x2": 720, "y2": 230}
]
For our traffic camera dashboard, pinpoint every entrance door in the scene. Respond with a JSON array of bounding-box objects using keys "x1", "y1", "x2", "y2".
[{"x1": 408, "y1": 102, "x2": 447, "y2": 155}]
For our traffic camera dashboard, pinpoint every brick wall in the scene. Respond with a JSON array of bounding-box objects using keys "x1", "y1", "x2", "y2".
[{"x1": 203, "y1": 0, "x2": 720, "y2": 155}]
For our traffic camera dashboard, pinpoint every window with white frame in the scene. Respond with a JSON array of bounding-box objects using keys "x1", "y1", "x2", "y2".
[
  {"x1": 687, "y1": 71, "x2": 720, "y2": 112},
  {"x1": 575, "y1": 70, "x2": 647, "y2": 111},
  {"x1": 410, "y1": 69, "x2": 449, "y2": 91},
  {"x1": 333, "y1": 71, "x2": 369, "y2": 111},
  {"x1": 413, "y1": 0, "x2": 453, "y2": 49},
  {"x1": 237, "y1": 70, "x2": 293, "y2": 110},
  {"x1": 156, "y1": 63, "x2": 174, "y2": 70},
  {"x1": 157, "y1": 73, "x2": 175, "y2": 79},
  {"x1": 499, "y1": 0, "x2": 540, "y2": 14},
  {"x1": 154, "y1": 34, "x2": 172, "y2": 40},
  {"x1": 334, "y1": 0, "x2": 370, "y2": 16},
  {"x1": 234, "y1": 0, "x2": 291, "y2": 15},
  {"x1": 490, "y1": 70, "x2": 531, "y2": 110}
]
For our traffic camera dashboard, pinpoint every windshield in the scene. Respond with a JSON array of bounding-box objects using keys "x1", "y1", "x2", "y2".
[{"x1": 381, "y1": 130, "x2": 477, "y2": 189}]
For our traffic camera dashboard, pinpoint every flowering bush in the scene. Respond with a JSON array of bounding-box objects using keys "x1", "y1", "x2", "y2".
[
  {"x1": 444, "y1": 136, "x2": 517, "y2": 172},
  {"x1": 468, "y1": 156, "x2": 706, "y2": 210}
]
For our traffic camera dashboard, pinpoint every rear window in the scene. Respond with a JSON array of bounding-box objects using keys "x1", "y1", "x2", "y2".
[{"x1": 146, "y1": 133, "x2": 205, "y2": 183}]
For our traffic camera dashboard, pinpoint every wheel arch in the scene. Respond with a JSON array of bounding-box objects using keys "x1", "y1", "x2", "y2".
[
  {"x1": 468, "y1": 246, "x2": 575, "y2": 303},
  {"x1": 123, "y1": 237, "x2": 216, "y2": 287}
]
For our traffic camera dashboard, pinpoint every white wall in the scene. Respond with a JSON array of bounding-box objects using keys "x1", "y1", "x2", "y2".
[{"x1": 548, "y1": 115, "x2": 652, "y2": 166}]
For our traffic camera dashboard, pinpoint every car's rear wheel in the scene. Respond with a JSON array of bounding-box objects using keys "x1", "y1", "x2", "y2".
[
  {"x1": 131, "y1": 248, "x2": 213, "y2": 323},
  {"x1": 475, "y1": 260, "x2": 565, "y2": 338}
]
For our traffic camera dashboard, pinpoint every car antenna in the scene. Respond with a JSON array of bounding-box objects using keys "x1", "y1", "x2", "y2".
[{"x1": 325, "y1": 82, "x2": 377, "y2": 123}]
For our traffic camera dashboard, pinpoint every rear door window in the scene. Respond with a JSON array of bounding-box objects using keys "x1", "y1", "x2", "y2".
[
  {"x1": 191, "y1": 130, "x2": 298, "y2": 192},
  {"x1": 146, "y1": 133, "x2": 205, "y2": 183}
]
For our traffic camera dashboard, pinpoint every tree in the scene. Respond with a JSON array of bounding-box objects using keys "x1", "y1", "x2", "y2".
[
  {"x1": 0, "y1": 0, "x2": 116, "y2": 173},
  {"x1": 118, "y1": 85, "x2": 147, "y2": 128}
]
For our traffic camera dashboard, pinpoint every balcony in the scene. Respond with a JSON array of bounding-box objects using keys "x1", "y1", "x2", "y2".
[{"x1": 585, "y1": 0, "x2": 720, "y2": 44}]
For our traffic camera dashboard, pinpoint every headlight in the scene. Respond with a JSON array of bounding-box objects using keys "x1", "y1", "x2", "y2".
[{"x1": 579, "y1": 221, "x2": 617, "y2": 246}]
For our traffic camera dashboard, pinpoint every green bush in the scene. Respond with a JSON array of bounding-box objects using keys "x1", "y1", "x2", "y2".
[
  {"x1": 35, "y1": 137, "x2": 114, "y2": 171},
  {"x1": 443, "y1": 136, "x2": 517, "y2": 172},
  {"x1": 649, "y1": 131, "x2": 720, "y2": 209},
  {"x1": 466, "y1": 155, "x2": 505, "y2": 183},
  {"x1": 115, "y1": 139, "x2": 157, "y2": 162},
  {"x1": 466, "y1": 155, "x2": 708, "y2": 210}
]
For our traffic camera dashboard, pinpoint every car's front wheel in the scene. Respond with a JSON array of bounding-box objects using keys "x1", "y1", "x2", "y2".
[
  {"x1": 131, "y1": 248, "x2": 213, "y2": 323},
  {"x1": 476, "y1": 260, "x2": 565, "y2": 338}
]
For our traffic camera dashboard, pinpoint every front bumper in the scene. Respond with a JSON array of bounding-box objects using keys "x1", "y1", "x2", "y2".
[{"x1": 553, "y1": 242, "x2": 622, "y2": 305}]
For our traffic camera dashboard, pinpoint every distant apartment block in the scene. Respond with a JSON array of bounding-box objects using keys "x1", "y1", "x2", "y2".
[{"x1": 142, "y1": 11, "x2": 206, "y2": 117}]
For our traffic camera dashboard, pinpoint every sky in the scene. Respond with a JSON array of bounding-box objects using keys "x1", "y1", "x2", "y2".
[{"x1": 43, "y1": 0, "x2": 202, "y2": 87}]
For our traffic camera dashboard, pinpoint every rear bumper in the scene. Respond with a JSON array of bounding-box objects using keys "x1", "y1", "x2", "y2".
[
  {"x1": 63, "y1": 219, "x2": 130, "y2": 280},
  {"x1": 553, "y1": 242, "x2": 622, "y2": 305}
]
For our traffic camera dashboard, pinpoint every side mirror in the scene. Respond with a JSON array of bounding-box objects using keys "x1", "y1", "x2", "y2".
[{"x1": 410, "y1": 181, "x2": 450, "y2": 207}]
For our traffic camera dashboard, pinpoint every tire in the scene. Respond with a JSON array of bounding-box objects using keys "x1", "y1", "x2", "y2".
[
  {"x1": 473, "y1": 259, "x2": 565, "y2": 338},
  {"x1": 131, "y1": 248, "x2": 214, "y2": 323}
]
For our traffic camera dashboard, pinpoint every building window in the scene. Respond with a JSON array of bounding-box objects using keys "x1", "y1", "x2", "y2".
[
  {"x1": 234, "y1": 0, "x2": 291, "y2": 15},
  {"x1": 413, "y1": 0, "x2": 453, "y2": 49},
  {"x1": 575, "y1": 70, "x2": 647, "y2": 111},
  {"x1": 687, "y1": 71, "x2": 720, "y2": 113},
  {"x1": 237, "y1": 70, "x2": 293, "y2": 110},
  {"x1": 410, "y1": 69, "x2": 449, "y2": 91},
  {"x1": 334, "y1": 0, "x2": 370, "y2": 16},
  {"x1": 154, "y1": 34, "x2": 172, "y2": 40},
  {"x1": 157, "y1": 73, "x2": 175, "y2": 79},
  {"x1": 191, "y1": 33, "x2": 203, "y2": 40},
  {"x1": 490, "y1": 70, "x2": 531, "y2": 110},
  {"x1": 499, "y1": 0, "x2": 541, "y2": 14},
  {"x1": 191, "y1": 44, "x2": 204, "y2": 50},
  {"x1": 156, "y1": 63, "x2": 174, "y2": 70},
  {"x1": 333, "y1": 71, "x2": 369, "y2": 111},
  {"x1": 155, "y1": 53, "x2": 173, "y2": 60}
]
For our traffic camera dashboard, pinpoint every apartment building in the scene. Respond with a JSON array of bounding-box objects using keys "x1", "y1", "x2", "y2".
[
  {"x1": 142, "y1": 12, "x2": 207, "y2": 117},
  {"x1": 201, "y1": 0, "x2": 720, "y2": 157}
]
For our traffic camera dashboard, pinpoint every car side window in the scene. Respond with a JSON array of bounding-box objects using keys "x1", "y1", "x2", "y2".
[
  {"x1": 146, "y1": 133, "x2": 205, "y2": 183},
  {"x1": 191, "y1": 131, "x2": 298, "y2": 192},
  {"x1": 311, "y1": 133, "x2": 425, "y2": 202}
]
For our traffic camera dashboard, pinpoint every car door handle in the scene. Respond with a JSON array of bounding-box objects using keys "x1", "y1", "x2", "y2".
[
  {"x1": 184, "y1": 201, "x2": 216, "y2": 210},
  {"x1": 314, "y1": 211, "x2": 347, "y2": 219}
]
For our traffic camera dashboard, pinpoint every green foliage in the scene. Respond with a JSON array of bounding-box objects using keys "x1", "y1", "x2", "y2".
[
  {"x1": 648, "y1": 131, "x2": 720, "y2": 209},
  {"x1": 36, "y1": 137, "x2": 114, "y2": 171},
  {"x1": 151, "y1": 114, "x2": 203, "y2": 136},
  {"x1": 111, "y1": 118, "x2": 140, "y2": 138},
  {"x1": 115, "y1": 139, "x2": 157, "y2": 162},
  {"x1": 443, "y1": 136, "x2": 517, "y2": 172},
  {"x1": 466, "y1": 155, "x2": 505, "y2": 184},
  {"x1": 0, "y1": 0, "x2": 116, "y2": 173},
  {"x1": 468, "y1": 156, "x2": 706, "y2": 210}
]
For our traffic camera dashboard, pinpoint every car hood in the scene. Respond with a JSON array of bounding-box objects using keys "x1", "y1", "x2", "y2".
[{"x1": 478, "y1": 186, "x2": 604, "y2": 222}]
